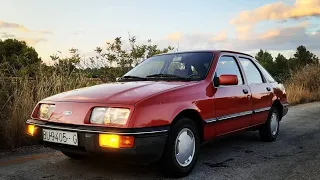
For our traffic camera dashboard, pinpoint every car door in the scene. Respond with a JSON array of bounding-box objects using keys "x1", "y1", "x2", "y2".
[
  {"x1": 213, "y1": 55, "x2": 252, "y2": 135},
  {"x1": 238, "y1": 57, "x2": 273, "y2": 126}
]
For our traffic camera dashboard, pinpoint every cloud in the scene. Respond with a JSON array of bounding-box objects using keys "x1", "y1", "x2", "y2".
[
  {"x1": 0, "y1": 20, "x2": 30, "y2": 32},
  {"x1": 278, "y1": 19, "x2": 289, "y2": 24},
  {"x1": 166, "y1": 32, "x2": 182, "y2": 42},
  {"x1": 260, "y1": 29, "x2": 281, "y2": 40},
  {"x1": 166, "y1": 32, "x2": 227, "y2": 44},
  {"x1": 0, "y1": 20, "x2": 52, "y2": 47},
  {"x1": 39, "y1": 30, "x2": 53, "y2": 35},
  {"x1": 160, "y1": 22, "x2": 320, "y2": 57},
  {"x1": 227, "y1": 23, "x2": 320, "y2": 55},
  {"x1": 0, "y1": 20, "x2": 53, "y2": 36},
  {"x1": 158, "y1": 33, "x2": 218, "y2": 51},
  {"x1": 1, "y1": 33, "x2": 46, "y2": 45},
  {"x1": 0, "y1": 32, "x2": 15, "y2": 38},
  {"x1": 231, "y1": 24, "x2": 318, "y2": 51},
  {"x1": 256, "y1": 20, "x2": 308, "y2": 40},
  {"x1": 73, "y1": 30, "x2": 84, "y2": 36},
  {"x1": 212, "y1": 31, "x2": 227, "y2": 41},
  {"x1": 235, "y1": 25, "x2": 253, "y2": 40},
  {"x1": 19, "y1": 37, "x2": 47, "y2": 45},
  {"x1": 230, "y1": 0, "x2": 319, "y2": 40},
  {"x1": 231, "y1": 0, "x2": 320, "y2": 25}
]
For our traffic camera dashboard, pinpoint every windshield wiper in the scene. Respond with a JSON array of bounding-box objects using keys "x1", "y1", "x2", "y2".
[
  {"x1": 118, "y1": 75, "x2": 148, "y2": 81},
  {"x1": 146, "y1": 73, "x2": 201, "y2": 81},
  {"x1": 146, "y1": 74, "x2": 185, "y2": 78}
]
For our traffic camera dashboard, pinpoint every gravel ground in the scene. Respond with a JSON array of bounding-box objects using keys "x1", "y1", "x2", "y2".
[{"x1": 0, "y1": 102, "x2": 320, "y2": 180}]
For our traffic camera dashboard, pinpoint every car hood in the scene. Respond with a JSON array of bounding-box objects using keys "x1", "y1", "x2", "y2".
[{"x1": 42, "y1": 81, "x2": 193, "y2": 104}]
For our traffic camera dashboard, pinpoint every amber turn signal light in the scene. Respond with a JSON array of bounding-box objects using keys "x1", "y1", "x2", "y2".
[
  {"x1": 99, "y1": 134, "x2": 134, "y2": 148},
  {"x1": 27, "y1": 125, "x2": 35, "y2": 136}
]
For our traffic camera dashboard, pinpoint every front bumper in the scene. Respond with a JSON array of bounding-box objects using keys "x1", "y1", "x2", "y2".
[{"x1": 26, "y1": 119, "x2": 169, "y2": 164}]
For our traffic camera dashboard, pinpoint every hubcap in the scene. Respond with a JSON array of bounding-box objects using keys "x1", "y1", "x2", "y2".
[
  {"x1": 270, "y1": 112, "x2": 279, "y2": 136},
  {"x1": 175, "y1": 128, "x2": 195, "y2": 167}
]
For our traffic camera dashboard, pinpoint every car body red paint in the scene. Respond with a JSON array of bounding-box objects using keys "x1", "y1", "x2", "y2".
[{"x1": 26, "y1": 50, "x2": 289, "y2": 177}]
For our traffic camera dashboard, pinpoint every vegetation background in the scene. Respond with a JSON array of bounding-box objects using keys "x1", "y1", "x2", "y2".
[{"x1": 0, "y1": 37, "x2": 319, "y2": 150}]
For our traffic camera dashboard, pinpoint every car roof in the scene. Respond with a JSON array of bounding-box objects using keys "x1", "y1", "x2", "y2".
[{"x1": 155, "y1": 50, "x2": 253, "y2": 58}]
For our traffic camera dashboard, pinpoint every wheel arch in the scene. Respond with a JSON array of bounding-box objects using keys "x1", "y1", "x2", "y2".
[
  {"x1": 171, "y1": 109, "x2": 204, "y2": 142},
  {"x1": 272, "y1": 99, "x2": 283, "y2": 120}
]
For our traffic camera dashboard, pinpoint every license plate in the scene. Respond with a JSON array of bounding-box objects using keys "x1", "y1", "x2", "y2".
[{"x1": 43, "y1": 129, "x2": 78, "y2": 146}]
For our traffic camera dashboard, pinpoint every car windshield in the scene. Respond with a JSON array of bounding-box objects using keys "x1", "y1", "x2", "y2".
[{"x1": 122, "y1": 52, "x2": 214, "y2": 81}]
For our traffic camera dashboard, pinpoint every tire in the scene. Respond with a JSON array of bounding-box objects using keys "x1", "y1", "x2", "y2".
[
  {"x1": 160, "y1": 117, "x2": 200, "y2": 178},
  {"x1": 259, "y1": 107, "x2": 280, "y2": 142},
  {"x1": 61, "y1": 151, "x2": 87, "y2": 159}
]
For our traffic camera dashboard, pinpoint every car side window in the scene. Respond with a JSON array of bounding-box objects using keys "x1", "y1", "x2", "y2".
[
  {"x1": 215, "y1": 56, "x2": 243, "y2": 85},
  {"x1": 255, "y1": 61, "x2": 276, "y2": 83},
  {"x1": 239, "y1": 57, "x2": 264, "y2": 84}
]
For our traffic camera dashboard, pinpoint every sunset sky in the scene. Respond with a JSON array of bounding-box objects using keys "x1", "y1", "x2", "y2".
[{"x1": 0, "y1": 0, "x2": 319, "y2": 63}]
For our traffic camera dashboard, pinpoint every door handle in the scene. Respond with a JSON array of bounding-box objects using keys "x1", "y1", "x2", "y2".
[
  {"x1": 266, "y1": 87, "x2": 271, "y2": 91},
  {"x1": 243, "y1": 89, "x2": 249, "y2": 94}
]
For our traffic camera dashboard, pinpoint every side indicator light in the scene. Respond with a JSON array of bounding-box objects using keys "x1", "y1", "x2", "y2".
[{"x1": 120, "y1": 136, "x2": 135, "y2": 148}]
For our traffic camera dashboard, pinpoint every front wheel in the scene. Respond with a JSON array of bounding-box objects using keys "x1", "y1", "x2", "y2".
[
  {"x1": 160, "y1": 117, "x2": 200, "y2": 178},
  {"x1": 259, "y1": 107, "x2": 280, "y2": 142}
]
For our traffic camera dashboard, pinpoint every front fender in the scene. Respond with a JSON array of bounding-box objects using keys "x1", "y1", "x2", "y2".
[{"x1": 128, "y1": 101, "x2": 200, "y2": 128}]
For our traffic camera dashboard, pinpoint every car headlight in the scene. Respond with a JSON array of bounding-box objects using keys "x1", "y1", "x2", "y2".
[
  {"x1": 39, "y1": 104, "x2": 55, "y2": 120},
  {"x1": 90, "y1": 107, "x2": 130, "y2": 125}
]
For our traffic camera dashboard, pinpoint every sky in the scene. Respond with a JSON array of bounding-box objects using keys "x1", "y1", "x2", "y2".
[{"x1": 0, "y1": 0, "x2": 319, "y2": 64}]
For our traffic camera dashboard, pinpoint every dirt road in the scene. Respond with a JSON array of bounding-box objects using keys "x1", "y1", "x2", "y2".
[{"x1": 1, "y1": 102, "x2": 320, "y2": 180}]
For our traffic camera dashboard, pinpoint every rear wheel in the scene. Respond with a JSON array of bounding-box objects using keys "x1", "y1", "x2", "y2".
[
  {"x1": 61, "y1": 151, "x2": 87, "y2": 159},
  {"x1": 160, "y1": 117, "x2": 200, "y2": 178},
  {"x1": 259, "y1": 107, "x2": 280, "y2": 142}
]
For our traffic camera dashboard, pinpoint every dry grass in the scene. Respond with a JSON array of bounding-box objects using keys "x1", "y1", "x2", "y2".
[
  {"x1": 0, "y1": 71, "x2": 102, "y2": 149},
  {"x1": 285, "y1": 64, "x2": 320, "y2": 105}
]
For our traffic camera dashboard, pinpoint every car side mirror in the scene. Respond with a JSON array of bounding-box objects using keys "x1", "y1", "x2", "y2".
[{"x1": 214, "y1": 74, "x2": 238, "y2": 86}]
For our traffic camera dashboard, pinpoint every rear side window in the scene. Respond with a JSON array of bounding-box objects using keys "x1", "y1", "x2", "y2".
[
  {"x1": 215, "y1": 56, "x2": 243, "y2": 85},
  {"x1": 255, "y1": 61, "x2": 276, "y2": 83},
  {"x1": 239, "y1": 57, "x2": 264, "y2": 84}
]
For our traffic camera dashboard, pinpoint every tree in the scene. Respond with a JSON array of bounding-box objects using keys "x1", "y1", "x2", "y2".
[
  {"x1": 289, "y1": 45, "x2": 319, "y2": 70},
  {"x1": 50, "y1": 48, "x2": 81, "y2": 76},
  {"x1": 0, "y1": 39, "x2": 42, "y2": 76},
  {"x1": 274, "y1": 53, "x2": 289, "y2": 81},
  {"x1": 255, "y1": 49, "x2": 275, "y2": 76},
  {"x1": 87, "y1": 36, "x2": 174, "y2": 82}
]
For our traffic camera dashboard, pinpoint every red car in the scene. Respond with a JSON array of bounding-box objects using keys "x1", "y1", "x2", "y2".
[{"x1": 26, "y1": 50, "x2": 288, "y2": 177}]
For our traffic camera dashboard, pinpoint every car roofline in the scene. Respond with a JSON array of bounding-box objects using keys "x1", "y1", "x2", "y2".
[
  {"x1": 218, "y1": 50, "x2": 253, "y2": 58},
  {"x1": 153, "y1": 50, "x2": 253, "y2": 58},
  {"x1": 153, "y1": 50, "x2": 215, "y2": 56}
]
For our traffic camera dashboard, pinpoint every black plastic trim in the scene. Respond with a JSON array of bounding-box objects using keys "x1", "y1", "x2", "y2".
[
  {"x1": 204, "y1": 107, "x2": 271, "y2": 124},
  {"x1": 26, "y1": 119, "x2": 169, "y2": 135},
  {"x1": 253, "y1": 107, "x2": 271, "y2": 113},
  {"x1": 204, "y1": 110, "x2": 253, "y2": 124}
]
